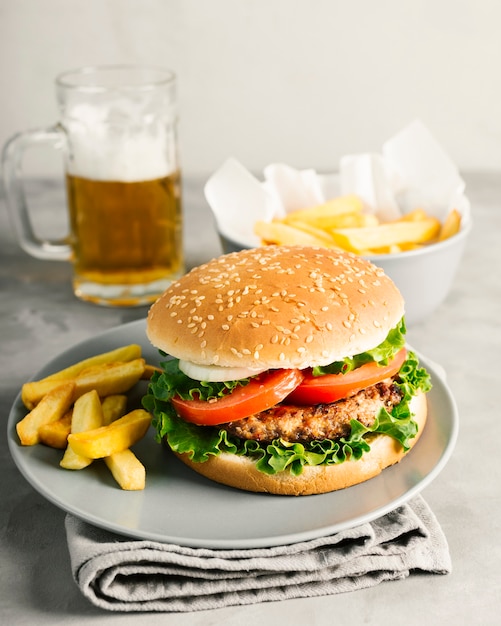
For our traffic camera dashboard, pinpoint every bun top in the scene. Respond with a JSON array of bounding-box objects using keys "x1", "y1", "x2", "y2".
[{"x1": 147, "y1": 246, "x2": 405, "y2": 370}]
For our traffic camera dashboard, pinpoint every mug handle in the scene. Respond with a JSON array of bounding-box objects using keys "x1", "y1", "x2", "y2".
[{"x1": 2, "y1": 124, "x2": 72, "y2": 260}]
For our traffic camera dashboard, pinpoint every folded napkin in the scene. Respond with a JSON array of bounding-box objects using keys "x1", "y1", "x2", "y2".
[{"x1": 65, "y1": 495, "x2": 450, "y2": 613}]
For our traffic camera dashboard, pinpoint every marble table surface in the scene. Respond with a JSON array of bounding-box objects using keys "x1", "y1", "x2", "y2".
[{"x1": 1, "y1": 173, "x2": 500, "y2": 625}]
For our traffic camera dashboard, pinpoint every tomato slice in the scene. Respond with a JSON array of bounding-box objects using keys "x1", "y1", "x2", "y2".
[
  {"x1": 171, "y1": 369, "x2": 305, "y2": 426},
  {"x1": 286, "y1": 348, "x2": 408, "y2": 406}
]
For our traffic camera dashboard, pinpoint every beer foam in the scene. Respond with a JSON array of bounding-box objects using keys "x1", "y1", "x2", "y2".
[{"x1": 63, "y1": 102, "x2": 177, "y2": 181}]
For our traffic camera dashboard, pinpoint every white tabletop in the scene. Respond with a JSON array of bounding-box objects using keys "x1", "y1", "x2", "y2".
[{"x1": 1, "y1": 173, "x2": 499, "y2": 625}]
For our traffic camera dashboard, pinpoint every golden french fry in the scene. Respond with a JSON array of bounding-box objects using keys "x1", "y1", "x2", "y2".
[
  {"x1": 22, "y1": 379, "x2": 71, "y2": 411},
  {"x1": 255, "y1": 221, "x2": 335, "y2": 247},
  {"x1": 439, "y1": 208, "x2": 462, "y2": 241},
  {"x1": 398, "y1": 242, "x2": 424, "y2": 252},
  {"x1": 21, "y1": 345, "x2": 142, "y2": 408},
  {"x1": 100, "y1": 397, "x2": 145, "y2": 489},
  {"x1": 101, "y1": 394, "x2": 128, "y2": 426},
  {"x1": 331, "y1": 218, "x2": 441, "y2": 253},
  {"x1": 278, "y1": 220, "x2": 340, "y2": 245},
  {"x1": 362, "y1": 244, "x2": 403, "y2": 255},
  {"x1": 320, "y1": 212, "x2": 379, "y2": 229},
  {"x1": 38, "y1": 410, "x2": 73, "y2": 449},
  {"x1": 141, "y1": 364, "x2": 163, "y2": 380},
  {"x1": 22, "y1": 359, "x2": 146, "y2": 408},
  {"x1": 104, "y1": 449, "x2": 146, "y2": 490},
  {"x1": 60, "y1": 389, "x2": 104, "y2": 470},
  {"x1": 282, "y1": 195, "x2": 364, "y2": 223},
  {"x1": 16, "y1": 382, "x2": 75, "y2": 446},
  {"x1": 74, "y1": 359, "x2": 146, "y2": 399},
  {"x1": 67, "y1": 409, "x2": 151, "y2": 459},
  {"x1": 43, "y1": 344, "x2": 142, "y2": 382},
  {"x1": 400, "y1": 208, "x2": 429, "y2": 222}
]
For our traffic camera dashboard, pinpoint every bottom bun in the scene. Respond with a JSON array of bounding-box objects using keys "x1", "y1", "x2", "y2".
[{"x1": 173, "y1": 393, "x2": 428, "y2": 496}]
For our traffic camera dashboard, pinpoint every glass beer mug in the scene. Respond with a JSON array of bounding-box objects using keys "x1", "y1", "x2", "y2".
[{"x1": 2, "y1": 65, "x2": 184, "y2": 306}]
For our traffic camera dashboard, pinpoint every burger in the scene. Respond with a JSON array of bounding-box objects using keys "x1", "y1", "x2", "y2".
[{"x1": 143, "y1": 245, "x2": 431, "y2": 496}]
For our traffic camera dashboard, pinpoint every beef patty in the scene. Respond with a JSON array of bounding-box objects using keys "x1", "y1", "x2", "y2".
[{"x1": 222, "y1": 379, "x2": 403, "y2": 443}]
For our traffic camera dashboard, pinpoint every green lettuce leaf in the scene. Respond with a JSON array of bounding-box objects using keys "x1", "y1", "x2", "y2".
[{"x1": 311, "y1": 317, "x2": 407, "y2": 375}]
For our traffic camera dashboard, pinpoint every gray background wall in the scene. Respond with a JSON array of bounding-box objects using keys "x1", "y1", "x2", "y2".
[{"x1": 1, "y1": 0, "x2": 500, "y2": 178}]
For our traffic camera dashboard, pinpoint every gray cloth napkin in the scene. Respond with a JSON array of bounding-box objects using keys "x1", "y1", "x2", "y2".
[{"x1": 65, "y1": 495, "x2": 450, "y2": 613}]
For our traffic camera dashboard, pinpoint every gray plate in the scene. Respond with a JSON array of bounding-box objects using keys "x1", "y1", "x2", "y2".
[{"x1": 8, "y1": 319, "x2": 458, "y2": 548}]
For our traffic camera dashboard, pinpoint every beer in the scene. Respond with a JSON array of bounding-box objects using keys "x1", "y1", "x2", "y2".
[
  {"x1": 3, "y1": 66, "x2": 183, "y2": 306},
  {"x1": 66, "y1": 171, "x2": 183, "y2": 306}
]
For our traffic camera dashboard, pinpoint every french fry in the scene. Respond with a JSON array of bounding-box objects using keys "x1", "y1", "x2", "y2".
[
  {"x1": 282, "y1": 194, "x2": 364, "y2": 223},
  {"x1": 100, "y1": 396, "x2": 146, "y2": 489},
  {"x1": 16, "y1": 382, "x2": 75, "y2": 446},
  {"x1": 277, "y1": 220, "x2": 340, "y2": 245},
  {"x1": 22, "y1": 379, "x2": 72, "y2": 411},
  {"x1": 141, "y1": 364, "x2": 163, "y2": 380},
  {"x1": 43, "y1": 344, "x2": 142, "y2": 382},
  {"x1": 254, "y1": 221, "x2": 336, "y2": 247},
  {"x1": 38, "y1": 410, "x2": 73, "y2": 449},
  {"x1": 60, "y1": 389, "x2": 104, "y2": 470},
  {"x1": 21, "y1": 345, "x2": 142, "y2": 408},
  {"x1": 22, "y1": 359, "x2": 146, "y2": 408},
  {"x1": 330, "y1": 218, "x2": 441, "y2": 253},
  {"x1": 104, "y1": 449, "x2": 146, "y2": 490},
  {"x1": 318, "y1": 212, "x2": 379, "y2": 230},
  {"x1": 67, "y1": 409, "x2": 151, "y2": 459},
  {"x1": 74, "y1": 359, "x2": 146, "y2": 398},
  {"x1": 439, "y1": 208, "x2": 462, "y2": 241},
  {"x1": 101, "y1": 394, "x2": 128, "y2": 426}
]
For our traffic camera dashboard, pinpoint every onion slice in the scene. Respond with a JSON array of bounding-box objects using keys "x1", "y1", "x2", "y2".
[{"x1": 178, "y1": 359, "x2": 268, "y2": 382}]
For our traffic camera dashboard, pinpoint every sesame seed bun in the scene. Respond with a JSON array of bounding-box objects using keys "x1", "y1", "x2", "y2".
[
  {"x1": 147, "y1": 246, "x2": 405, "y2": 370},
  {"x1": 173, "y1": 391, "x2": 427, "y2": 496}
]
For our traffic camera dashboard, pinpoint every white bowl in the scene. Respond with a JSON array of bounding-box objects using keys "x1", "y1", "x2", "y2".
[{"x1": 217, "y1": 222, "x2": 472, "y2": 326}]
